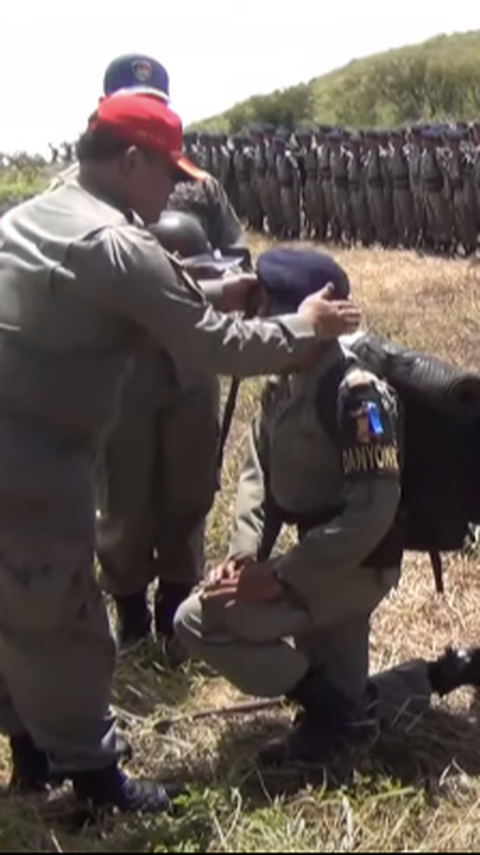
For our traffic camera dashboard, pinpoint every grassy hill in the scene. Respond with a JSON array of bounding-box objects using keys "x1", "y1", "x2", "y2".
[{"x1": 191, "y1": 29, "x2": 480, "y2": 133}]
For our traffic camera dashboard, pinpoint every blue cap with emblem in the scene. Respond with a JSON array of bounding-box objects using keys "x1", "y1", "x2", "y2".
[
  {"x1": 103, "y1": 54, "x2": 170, "y2": 101},
  {"x1": 257, "y1": 248, "x2": 351, "y2": 314}
]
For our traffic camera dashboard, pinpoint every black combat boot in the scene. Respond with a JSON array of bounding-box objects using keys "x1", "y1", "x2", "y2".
[
  {"x1": 114, "y1": 592, "x2": 152, "y2": 651},
  {"x1": 72, "y1": 763, "x2": 184, "y2": 814},
  {"x1": 258, "y1": 668, "x2": 366, "y2": 767},
  {"x1": 9, "y1": 733, "x2": 51, "y2": 793},
  {"x1": 8, "y1": 733, "x2": 134, "y2": 795},
  {"x1": 428, "y1": 646, "x2": 480, "y2": 696},
  {"x1": 154, "y1": 582, "x2": 192, "y2": 640}
]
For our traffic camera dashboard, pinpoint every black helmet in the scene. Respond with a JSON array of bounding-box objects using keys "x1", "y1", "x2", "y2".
[
  {"x1": 149, "y1": 210, "x2": 245, "y2": 275},
  {"x1": 149, "y1": 210, "x2": 210, "y2": 257}
]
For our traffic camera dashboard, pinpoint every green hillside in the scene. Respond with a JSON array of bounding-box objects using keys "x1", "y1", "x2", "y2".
[{"x1": 190, "y1": 29, "x2": 480, "y2": 133}]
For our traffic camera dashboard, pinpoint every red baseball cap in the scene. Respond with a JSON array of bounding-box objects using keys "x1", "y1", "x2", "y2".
[{"x1": 89, "y1": 93, "x2": 206, "y2": 181}]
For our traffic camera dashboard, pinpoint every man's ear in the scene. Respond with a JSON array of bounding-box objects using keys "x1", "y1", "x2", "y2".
[{"x1": 119, "y1": 145, "x2": 140, "y2": 176}]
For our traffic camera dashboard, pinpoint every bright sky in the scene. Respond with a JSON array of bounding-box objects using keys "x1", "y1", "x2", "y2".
[{"x1": 0, "y1": 0, "x2": 479, "y2": 155}]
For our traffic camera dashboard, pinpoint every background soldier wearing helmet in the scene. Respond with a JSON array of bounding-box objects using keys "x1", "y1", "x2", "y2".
[
  {"x1": 92, "y1": 55, "x2": 248, "y2": 650},
  {"x1": 97, "y1": 210, "x2": 246, "y2": 652}
]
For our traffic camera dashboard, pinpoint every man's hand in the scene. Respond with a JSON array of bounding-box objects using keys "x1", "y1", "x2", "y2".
[
  {"x1": 217, "y1": 273, "x2": 267, "y2": 315},
  {"x1": 299, "y1": 283, "x2": 362, "y2": 339},
  {"x1": 203, "y1": 554, "x2": 255, "y2": 588},
  {"x1": 201, "y1": 562, "x2": 283, "y2": 605}
]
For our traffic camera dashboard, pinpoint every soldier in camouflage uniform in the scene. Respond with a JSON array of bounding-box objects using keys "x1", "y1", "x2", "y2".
[
  {"x1": 316, "y1": 126, "x2": 335, "y2": 240},
  {"x1": 232, "y1": 134, "x2": 261, "y2": 230},
  {"x1": 444, "y1": 128, "x2": 477, "y2": 256},
  {"x1": 297, "y1": 128, "x2": 322, "y2": 240},
  {"x1": 389, "y1": 130, "x2": 415, "y2": 248},
  {"x1": 211, "y1": 133, "x2": 232, "y2": 192},
  {"x1": 347, "y1": 134, "x2": 373, "y2": 246},
  {"x1": 198, "y1": 132, "x2": 214, "y2": 174},
  {"x1": 407, "y1": 125, "x2": 425, "y2": 247},
  {"x1": 293, "y1": 128, "x2": 308, "y2": 235},
  {"x1": 250, "y1": 126, "x2": 269, "y2": 234},
  {"x1": 365, "y1": 131, "x2": 390, "y2": 247},
  {"x1": 378, "y1": 130, "x2": 396, "y2": 246},
  {"x1": 183, "y1": 132, "x2": 201, "y2": 168},
  {"x1": 472, "y1": 121, "x2": 480, "y2": 232},
  {"x1": 330, "y1": 130, "x2": 353, "y2": 245},
  {"x1": 421, "y1": 129, "x2": 452, "y2": 254},
  {"x1": 264, "y1": 126, "x2": 283, "y2": 238},
  {"x1": 275, "y1": 132, "x2": 301, "y2": 239}
]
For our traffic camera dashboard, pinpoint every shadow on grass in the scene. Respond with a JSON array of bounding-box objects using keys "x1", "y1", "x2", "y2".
[{"x1": 207, "y1": 702, "x2": 480, "y2": 808}]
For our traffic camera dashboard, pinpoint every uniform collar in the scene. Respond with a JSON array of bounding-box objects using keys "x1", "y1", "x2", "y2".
[{"x1": 288, "y1": 341, "x2": 345, "y2": 397}]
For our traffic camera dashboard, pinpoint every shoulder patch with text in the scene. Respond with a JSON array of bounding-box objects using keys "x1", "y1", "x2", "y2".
[{"x1": 337, "y1": 370, "x2": 400, "y2": 480}]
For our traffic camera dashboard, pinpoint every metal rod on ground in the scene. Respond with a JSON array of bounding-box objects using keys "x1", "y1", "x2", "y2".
[{"x1": 155, "y1": 696, "x2": 285, "y2": 733}]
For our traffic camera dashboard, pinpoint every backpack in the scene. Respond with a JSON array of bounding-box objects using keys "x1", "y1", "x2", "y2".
[{"x1": 317, "y1": 332, "x2": 480, "y2": 593}]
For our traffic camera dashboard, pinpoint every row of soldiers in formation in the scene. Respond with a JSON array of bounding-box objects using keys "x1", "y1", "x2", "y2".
[{"x1": 184, "y1": 122, "x2": 480, "y2": 256}]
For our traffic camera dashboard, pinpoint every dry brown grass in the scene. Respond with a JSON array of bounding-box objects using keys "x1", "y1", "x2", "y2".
[{"x1": 2, "y1": 238, "x2": 480, "y2": 851}]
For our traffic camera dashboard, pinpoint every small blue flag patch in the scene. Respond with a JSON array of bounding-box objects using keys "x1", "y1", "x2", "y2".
[{"x1": 366, "y1": 402, "x2": 384, "y2": 436}]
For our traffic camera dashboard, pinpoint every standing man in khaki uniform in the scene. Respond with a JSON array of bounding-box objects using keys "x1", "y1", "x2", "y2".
[
  {"x1": 90, "y1": 55, "x2": 248, "y2": 649},
  {"x1": 50, "y1": 54, "x2": 248, "y2": 651},
  {"x1": 175, "y1": 248, "x2": 480, "y2": 765},
  {"x1": 0, "y1": 94, "x2": 361, "y2": 812}
]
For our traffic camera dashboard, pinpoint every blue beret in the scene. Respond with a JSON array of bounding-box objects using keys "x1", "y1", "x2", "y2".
[
  {"x1": 103, "y1": 54, "x2": 170, "y2": 100},
  {"x1": 257, "y1": 249, "x2": 350, "y2": 313},
  {"x1": 445, "y1": 128, "x2": 464, "y2": 141},
  {"x1": 327, "y1": 130, "x2": 343, "y2": 142}
]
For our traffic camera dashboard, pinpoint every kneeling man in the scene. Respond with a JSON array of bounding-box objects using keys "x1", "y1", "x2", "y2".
[{"x1": 175, "y1": 248, "x2": 480, "y2": 765}]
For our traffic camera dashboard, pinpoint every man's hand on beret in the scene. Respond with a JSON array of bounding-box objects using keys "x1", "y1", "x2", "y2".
[
  {"x1": 298, "y1": 283, "x2": 361, "y2": 339},
  {"x1": 215, "y1": 273, "x2": 267, "y2": 315}
]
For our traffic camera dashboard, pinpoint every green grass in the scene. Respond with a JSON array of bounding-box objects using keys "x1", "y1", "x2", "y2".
[{"x1": 0, "y1": 165, "x2": 50, "y2": 211}]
